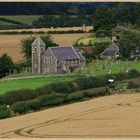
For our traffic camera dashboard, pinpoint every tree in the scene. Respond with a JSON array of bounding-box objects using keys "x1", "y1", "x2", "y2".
[
  {"x1": 21, "y1": 35, "x2": 58, "y2": 59},
  {"x1": 119, "y1": 30, "x2": 140, "y2": 58},
  {"x1": 114, "y1": 3, "x2": 132, "y2": 26},
  {"x1": 94, "y1": 41, "x2": 111, "y2": 57},
  {"x1": 0, "y1": 54, "x2": 13, "y2": 78},
  {"x1": 93, "y1": 5, "x2": 115, "y2": 31}
]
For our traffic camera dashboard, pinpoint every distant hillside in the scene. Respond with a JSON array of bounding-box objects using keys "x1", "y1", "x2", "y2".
[
  {"x1": 0, "y1": 15, "x2": 41, "y2": 30},
  {"x1": 0, "y1": 2, "x2": 137, "y2": 15}
]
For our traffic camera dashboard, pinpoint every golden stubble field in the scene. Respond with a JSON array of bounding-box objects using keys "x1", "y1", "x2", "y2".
[
  {"x1": 0, "y1": 92, "x2": 140, "y2": 138},
  {"x1": 0, "y1": 33, "x2": 90, "y2": 62}
]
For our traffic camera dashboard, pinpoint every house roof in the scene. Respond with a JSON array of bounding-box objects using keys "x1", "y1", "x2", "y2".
[
  {"x1": 49, "y1": 46, "x2": 80, "y2": 61},
  {"x1": 81, "y1": 47, "x2": 94, "y2": 54},
  {"x1": 32, "y1": 37, "x2": 46, "y2": 47},
  {"x1": 77, "y1": 52, "x2": 86, "y2": 61},
  {"x1": 101, "y1": 43, "x2": 119, "y2": 57}
]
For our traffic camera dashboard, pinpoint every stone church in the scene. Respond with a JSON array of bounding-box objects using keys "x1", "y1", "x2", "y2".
[{"x1": 32, "y1": 37, "x2": 86, "y2": 74}]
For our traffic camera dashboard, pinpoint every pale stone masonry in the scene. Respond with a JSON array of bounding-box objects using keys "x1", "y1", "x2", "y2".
[{"x1": 32, "y1": 37, "x2": 86, "y2": 74}]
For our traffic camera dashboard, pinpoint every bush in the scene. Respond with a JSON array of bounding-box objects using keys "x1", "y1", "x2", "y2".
[
  {"x1": 38, "y1": 93, "x2": 67, "y2": 107},
  {"x1": 0, "y1": 89, "x2": 39, "y2": 105},
  {"x1": 66, "y1": 92, "x2": 84, "y2": 102},
  {"x1": 11, "y1": 102, "x2": 30, "y2": 114},
  {"x1": 127, "y1": 69, "x2": 140, "y2": 78},
  {"x1": 36, "y1": 85, "x2": 53, "y2": 96},
  {"x1": 51, "y1": 81, "x2": 76, "y2": 93},
  {"x1": 83, "y1": 87, "x2": 109, "y2": 98},
  {"x1": 0, "y1": 108, "x2": 11, "y2": 119},
  {"x1": 96, "y1": 29, "x2": 112, "y2": 37},
  {"x1": 127, "y1": 78, "x2": 140, "y2": 89},
  {"x1": 75, "y1": 77, "x2": 94, "y2": 90},
  {"x1": 26, "y1": 99, "x2": 42, "y2": 111}
]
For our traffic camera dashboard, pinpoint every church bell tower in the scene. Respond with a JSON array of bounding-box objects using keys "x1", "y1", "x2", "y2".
[{"x1": 32, "y1": 37, "x2": 45, "y2": 73}]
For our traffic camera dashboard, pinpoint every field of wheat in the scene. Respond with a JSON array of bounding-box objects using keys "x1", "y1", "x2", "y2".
[
  {"x1": 0, "y1": 33, "x2": 90, "y2": 62},
  {"x1": 0, "y1": 92, "x2": 140, "y2": 138}
]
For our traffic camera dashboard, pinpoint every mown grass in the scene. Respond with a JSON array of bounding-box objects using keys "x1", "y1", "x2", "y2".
[
  {"x1": 76, "y1": 37, "x2": 111, "y2": 46},
  {"x1": 0, "y1": 76, "x2": 76, "y2": 95}
]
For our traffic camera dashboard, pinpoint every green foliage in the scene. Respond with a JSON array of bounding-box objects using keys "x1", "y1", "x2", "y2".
[
  {"x1": 119, "y1": 30, "x2": 140, "y2": 58},
  {"x1": 32, "y1": 15, "x2": 91, "y2": 28},
  {"x1": 51, "y1": 81, "x2": 78, "y2": 93},
  {"x1": 20, "y1": 35, "x2": 58, "y2": 59},
  {"x1": 96, "y1": 29, "x2": 112, "y2": 37},
  {"x1": 0, "y1": 106, "x2": 11, "y2": 119},
  {"x1": 0, "y1": 54, "x2": 13, "y2": 78},
  {"x1": 0, "y1": 89, "x2": 39, "y2": 105},
  {"x1": 127, "y1": 78, "x2": 140, "y2": 89},
  {"x1": 94, "y1": 41, "x2": 110, "y2": 56},
  {"x1": 38, "y1": 93, "x2": 66, "y2": 107},
  {"x1": 11, "y1": 102, "x2": 30, "y2": 114},
  {"x1": 93, "y1": 5, "x2": 115, "y2": 31},
  {"x1": 114, "y1": 3, "x2": 132, "y2": 25}
]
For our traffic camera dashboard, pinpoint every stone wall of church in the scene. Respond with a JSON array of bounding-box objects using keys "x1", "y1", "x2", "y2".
[{"x1": 42, "y1": 48, "x2": 57, "y2": 74}]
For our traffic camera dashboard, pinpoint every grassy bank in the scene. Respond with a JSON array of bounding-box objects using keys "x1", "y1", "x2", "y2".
[{"x1": 0, "y1": 76, "x2": 76, "y2": 95}]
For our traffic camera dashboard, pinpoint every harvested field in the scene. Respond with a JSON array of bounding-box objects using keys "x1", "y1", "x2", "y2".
[
  {"x1": 0, "y1": 33, "x2": 90, "y2": 62},
  {"x1": 0, "y1": 92, "x2": 140, "y2": 138}
]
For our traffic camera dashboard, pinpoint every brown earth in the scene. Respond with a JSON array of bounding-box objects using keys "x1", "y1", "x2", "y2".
[
  {"x1": 0, "y1": 92, "x2": 140, "y2": 138},
  {"x1": 0, "y1": 33, "x2": 90, "y2": 62}
]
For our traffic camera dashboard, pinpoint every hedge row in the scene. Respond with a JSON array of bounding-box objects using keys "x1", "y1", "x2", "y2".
[
  {"x1": 127, "y1": 78, "x2": 140, "y2": 89},
  {"x1": 11, "y1": 87, "x2": 109, "y2": 114},
  {"x1": 0, "y1": 69, "x2": 140, "y2": 106},
  {"x1": 0, "y1": 30, "x2": 86, "y2": 35}
]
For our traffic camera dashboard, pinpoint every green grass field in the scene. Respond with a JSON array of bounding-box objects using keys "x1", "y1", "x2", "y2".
[
  {"x1": 0, "y1": 15, "x2": 41, "y2": 26},
  {"x1": 0, "y1": 76, "x2": 76, "y2": 95},
  {"x1": 77, "y1": 37, "x2": 97, "y2": 46},
  {"x1": 80, "y1": 60, "x2": 140, "y2": 75},
  {"x1": 0, "y1": 60, "x2": 140, "y2": 95},
  {"x1": 76, "y1": 37, "x2": 111, "y2": 46}
]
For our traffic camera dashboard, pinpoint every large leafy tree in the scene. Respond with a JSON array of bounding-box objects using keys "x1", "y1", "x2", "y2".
[
  {"x1": 119, "y1": 30, "x2": 140, "y2": 58},
  {"x1": 114, "y1": 3, "x2": 132, "y2": 26},
  {"x1": 0, "y1": 54, "x2": 13, "y2": 78},
  {"x1": 21, "y1": 35, "x2": 58, "y2": 59},
  {"x1": 93, "y1": 5, "x2": 115, "y2": 31}
]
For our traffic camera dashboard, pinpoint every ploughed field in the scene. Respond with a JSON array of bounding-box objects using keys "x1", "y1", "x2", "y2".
[
  {"x1": 0, "y1": 92, "x2": 140, "y2": 138},
  {"x1": 0, "y1": 33, "x2": 90, "y2": 62}
]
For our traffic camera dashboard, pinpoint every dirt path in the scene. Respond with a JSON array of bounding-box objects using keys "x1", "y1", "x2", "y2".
[{"x1": 0, "y1": 92, "x2": 140, "y2": 138}]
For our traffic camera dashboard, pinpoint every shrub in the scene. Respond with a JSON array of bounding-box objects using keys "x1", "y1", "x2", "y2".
[
  {"x1": 36, "y1": 85, "x2": 53, "y2": 96},
  {"x1": 127, "y1": 78, "x2": 140, "y2": 89},
  {"x1": 66, "y1": 92, "x2": 84, "y2": 102},
  {"x1": 127, "y1": 69, "x2": 140, "y2": 78},
  {"x1": 83, "y1": 87, "x2": 109, "y2": 98},
  {"x1": 51, "y1": 81, "x2": 75, "y2": 93},
  {"x1": 0, "y1": 108, "x2": 11, "y2": 119},
  {"x1": 75, "y1": 77, "x2": 94, "y2": 90},
  {"x1": 0, "y1": 89, "x2": 39, "y2": 105},
  {"x1": 26, "y1": 99, "x2": 42, "y2": 111},
  {"x1": 38, "y1": 93, "x2": 67, "y2": 107},
  {"x1": 11, "y1": 102, "x2": 30, "y2": 114}
]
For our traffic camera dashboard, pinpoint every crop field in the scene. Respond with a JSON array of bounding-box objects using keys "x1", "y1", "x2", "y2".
[
  {"x1": 0, "y1": 33, "x2": 90, "y2": 62},
  {"x1": 0, "y1": 76, "x2": 76, "y2": 95},
  {"x1": 0, "y1": 92, "x2": 140, "y2": 138}
]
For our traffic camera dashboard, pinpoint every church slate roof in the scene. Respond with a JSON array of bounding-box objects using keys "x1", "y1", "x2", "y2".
[
  {"x1": 101, "y1": 43, "x2": 119, "y2": 57},
  {"x1": 32, "y1": 37, "x2": 46, "y2": 47},
  {"x1": 77, "y1": 52, "x2": 86, "y2": 61},
  {"x1": 49, "y1": 46, "x2": 80, "y2": 61}
]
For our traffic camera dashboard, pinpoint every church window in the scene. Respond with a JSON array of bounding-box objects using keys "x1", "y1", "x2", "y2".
[{"x1": 34, "y1": 48, "x2": 37, "y2": 53}]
